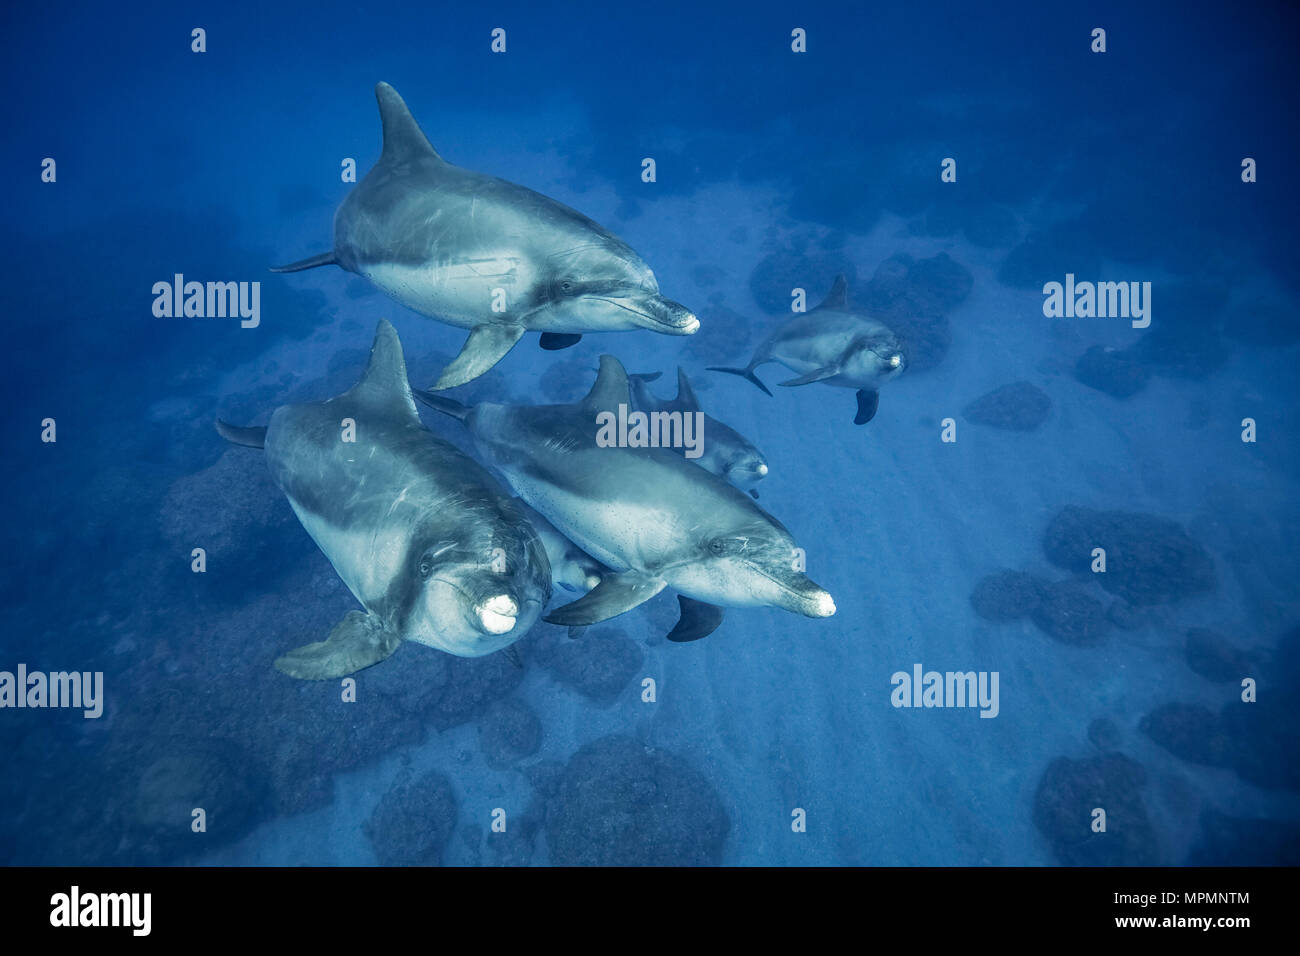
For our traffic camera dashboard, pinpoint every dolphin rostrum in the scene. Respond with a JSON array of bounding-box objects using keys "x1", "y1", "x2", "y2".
[
  {"x1": 216, "y1": 320, "x2": 551, "y2": 677},
  {"x1": 629, "y1": 367, "x2": 769, "y2": 495},
  {"x1": 708, "y1": 275, "x2": 906, "y2": 424},
  {"x1": 412, "y1": 355, "x2": 835, "y2": 643},
  {"x1": 272, "y1": 82, "x2": 698, "y2": 389}
]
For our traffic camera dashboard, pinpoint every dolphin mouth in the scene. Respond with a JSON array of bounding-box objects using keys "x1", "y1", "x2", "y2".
[
  {"x1": 593, "y1": 295, "x2": 699, "y2": 335},
  {"x1": 437, "y1": 578, "x2": 542, "y2": 635},
  {"x1": 745, "y1": 561, "x2": 836, "y2": 617},
  {"x1": 477, "y1": 594, "x2": 519, "y2": 635}
]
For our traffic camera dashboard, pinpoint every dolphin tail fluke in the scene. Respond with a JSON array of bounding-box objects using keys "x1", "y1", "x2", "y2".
[
  {"x1": 411, "y1": 388, "x2": 470, "y2": 422},
  {"x1": 666, "y1": 596, "x2": 725, "y2": 642},
  {"x1": 274, "y1": 610, "x2": 402, "y2": 680},
  {"x1": 706, "y1": 364, "x2": 773, "y2": 398},
  {"x1": 544, "y1": 572, "x2": 666, "y2": 627},
  {"x1": 431, "y1": 324, "x2": 525, "y2": 390},
  {"x1": 215, "y1": 420, "x2": 267, "y2": 448},
  {"x1": 269, "y1": 252, "x2": 337, "y2": 273}
]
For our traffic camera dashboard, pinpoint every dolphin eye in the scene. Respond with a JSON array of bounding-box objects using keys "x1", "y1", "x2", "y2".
[
  {"x1": 417, "y1": 554, "x2": 434, "y2": 578},
  {"x1": 710, "y1": 537, "x2": 745, "y2": 556},
  {"x1": 559, "y1": 279, "x2": 575, "y2": 295}
]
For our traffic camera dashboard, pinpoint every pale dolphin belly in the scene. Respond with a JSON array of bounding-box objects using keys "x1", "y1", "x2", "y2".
[
  {"x1": 498, "y1": 463, "x2": 683, "y2": 575},
  {"x1": 363, "y1": 258, "x2": 528, "y2": 330}
]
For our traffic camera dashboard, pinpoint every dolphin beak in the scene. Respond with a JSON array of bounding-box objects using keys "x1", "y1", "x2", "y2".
[
  {"x1": 787, "y1": 580, "x2": 836, "y2": 618},
  {"x1": 601, "y1": 294, "x2": 699, "y2": 335},
  {"x1": 807, "y1": 590, "x2": 836, "y2": 618},
  {"x1": 477, "y1": 594, "x2": 519, "y2": 635}
]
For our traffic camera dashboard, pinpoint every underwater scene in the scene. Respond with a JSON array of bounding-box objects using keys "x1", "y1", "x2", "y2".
[{"x1": 2, "y1": 0, "x2": 1298, "y2": 867}]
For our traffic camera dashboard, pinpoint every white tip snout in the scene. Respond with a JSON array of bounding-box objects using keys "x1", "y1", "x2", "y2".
[
  {"x1": 811, "y1": 591, "x2": 837, "y2": 618},
  {"x1": 477, "y1": 594, "x2": 519, "y2": 635}
]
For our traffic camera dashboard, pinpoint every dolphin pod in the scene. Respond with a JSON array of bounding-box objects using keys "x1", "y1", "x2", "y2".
[
  {"x1": 708, "y1": 274, "x2": 908, "y2": 424},
  {"x1": 217, "y1": 320, "x2": 552, "y2": 676},
  {"x1": 412, "y1": 356, "x2": 835, "y2": 643},
  {"x1": 272, "y1": 82, "x2": 698, "y2": 389},
  {"x1": 226, "y1": 82, "x2": 931, "y2": 670}
]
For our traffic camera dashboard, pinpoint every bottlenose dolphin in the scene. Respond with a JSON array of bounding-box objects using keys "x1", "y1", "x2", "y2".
[
  {"x1": 629, "y1": 368, "x2": 768, "y2": 494},
  {"x1": 518, "y1": 500, "x2": 606, "y2": 640},
  {"x1": 272, "y1": 82, "x2": 698, "y2": 389},
  {"x1": 708, "y1": 275, "x2": 906, "y2": 424},
  {"x1": 216, "y1": 320, "x2": 551, "y2": 677},
  {"x1": 412, "y1": 356, "x2": 835, "y2": 642},
  {"x1": 517, "y1": 500, "x2": 605, "y2": 597}
]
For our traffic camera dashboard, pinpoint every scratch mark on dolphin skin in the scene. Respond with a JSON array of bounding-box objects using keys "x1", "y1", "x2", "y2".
[{"x1": 387, "y1": 486, "x2": 411, "y2": 517}]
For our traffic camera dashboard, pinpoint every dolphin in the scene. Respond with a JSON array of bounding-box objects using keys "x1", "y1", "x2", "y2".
[
  {"x1": 628, "y1": 367, "x2": 769, "y2": 495},
  {"x1": 215, "y1": 320, "x2": 551, "y2": 677},
  {"x1": 517, "y1": 499, "x2": 605, "y2": 597},
  {"x1": 517, "y1": 500, "x2": 607, "y2": 640},
  {"x1": 708, "y1": 275, "x2": 906, "y2": 424},
  {"x1": 272, "y1": 82, "x2": 699, "y2": 389},
  {"x1": 412, "y1": 356, "x2": 835, "y2": 643}
]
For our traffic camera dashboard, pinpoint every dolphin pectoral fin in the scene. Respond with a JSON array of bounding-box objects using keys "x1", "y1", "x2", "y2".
[
  {"x1": 269, "y1": 252, "x2": 337, "y2": 273},
  {"x1": 431, "y1": 324, "x2": 525, "y2": 390},
  {"x1": 707, "y1": 365, "x2": 773, "y2": 397},
  {"x1": 504, "y1": 645, "x2": 524, "y2": 669},
  {"x1": 273, "y1": 610, "x2": 401, "y2": 680},
  {"x1": 778, "y1": 365, "x2": 841, "y2": 387},
  {"x1": 666, "y1": 596, "x2": 725, "y2": 642},
  {"x1": 543, "y1": 573, "x2": 666, "y2": 627},
  {"x1": 567, "y1": 626, "x2": 588, "y2": 640},
  {"x1": 215, "y1": 420, "x2": 267, "y2": 449},
  {"x1": 539, "y1": 333, "x2": 583, "y2": 351},
  {"x1": 854, "y1": 389, "x2": 880, "y2": 425}
]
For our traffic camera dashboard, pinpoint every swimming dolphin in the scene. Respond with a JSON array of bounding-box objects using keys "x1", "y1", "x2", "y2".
[
  {"x1": 412, "y1": 356, "x2": 835, "y2": 642},
  {"x1": 517, "y1": 500, "x2": 605, "y2": 597},
  {"x1": 215, "y1": 320, "x2": 551, "y2": 677},
  {"x1": 629, "y1": 368, "x2": 769, "y2": 494},
  {"x1": 708, "y1": 275, "x2": 906, "y2": 424},
  {"x1": 272, "y1": 82, "x2": 698, "y2": 389},
  {"x1": 518, "y1": 500, "x2": 607, "y2": 639}
]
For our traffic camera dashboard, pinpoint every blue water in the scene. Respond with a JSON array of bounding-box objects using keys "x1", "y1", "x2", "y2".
[{"x1": 2, "y1": 0, "x2": 1298, "y2": 866}]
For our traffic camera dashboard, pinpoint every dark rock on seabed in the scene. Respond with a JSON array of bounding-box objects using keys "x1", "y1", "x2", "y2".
[
  {"x1": 545, "y1": 735, "x2": 729, "y2": 866},
  {"x1": 1042, "y1": 506, "x2": 1216, "y2": 607},
  {"x1": 1033, "y1": 753, "x2": 1160, "y2": 865},
  {"x1": 962, "y1": 381, "x2": 1052, "y2": 431}
]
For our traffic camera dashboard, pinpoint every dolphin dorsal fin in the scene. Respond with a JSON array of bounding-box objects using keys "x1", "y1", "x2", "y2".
[
  {"x1": 821, "y1": 274, "x2": 850, "y2": 310},
  {"x1": 582, "y1": 355, "x2": 632, "y2": 414},
  {"x1": 675, "y1": 367, "x2": 700, "y2": 410},
  {"x1": 375, "y1": 82, "x2": 443, "y2": 165},
  {"x1": 350, "y1": 319, "x2": 420, "y2": 419}
]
